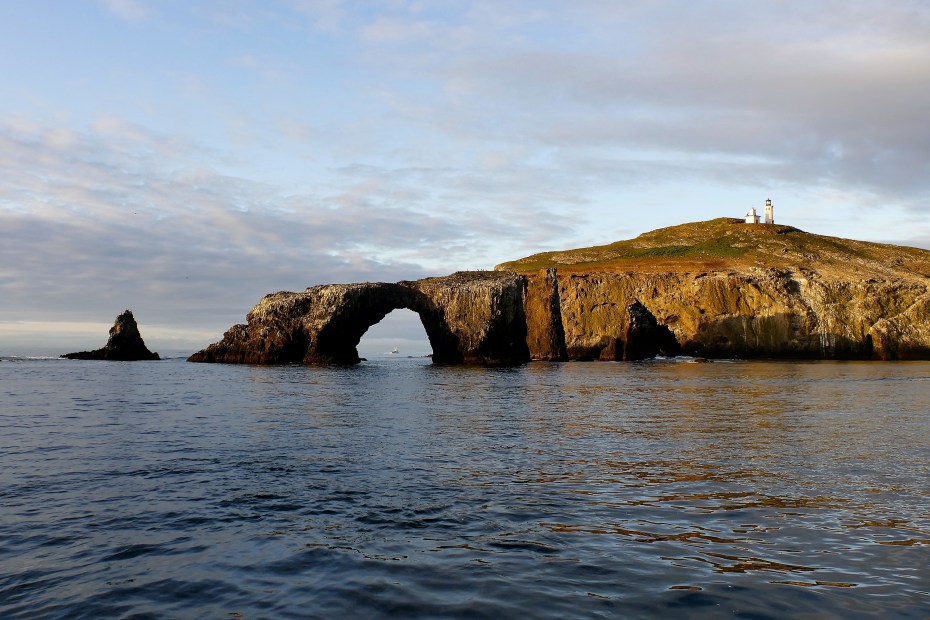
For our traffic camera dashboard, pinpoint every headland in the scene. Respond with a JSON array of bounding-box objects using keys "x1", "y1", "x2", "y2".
[{"x1": 190, "y1": 218, "x2": 930, "y2": 364}]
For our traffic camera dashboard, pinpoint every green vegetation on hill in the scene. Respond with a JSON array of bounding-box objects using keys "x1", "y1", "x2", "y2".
[{"x1": 496, "y1": 218, "x2": 930, "y2": 280}]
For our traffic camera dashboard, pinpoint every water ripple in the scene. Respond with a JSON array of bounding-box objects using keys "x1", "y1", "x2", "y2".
[{"x1": 1, "y1": 358, "x2": 929, "y2": 617}]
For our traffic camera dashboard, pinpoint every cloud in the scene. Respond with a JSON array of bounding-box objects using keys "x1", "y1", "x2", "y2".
[
  {"x1": 0, "y1": 118, "x2": 565, "y2": 350},
  {"x1": 291, "y1": 0, "x2": 346, "y2": 33},
  {"x1": 230, "y1": 54, "x2": 299, "y2": 84},
  {"x1": 98, "y1": 0, "x2": 149, "y2": 21},
  {"x1": 354, "y1": 0, "x2": 930, "y2": 211}
]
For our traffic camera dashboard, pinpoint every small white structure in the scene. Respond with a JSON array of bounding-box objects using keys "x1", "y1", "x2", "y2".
[{"x1": 745, "y1": 199, "x2": 774, "y2": 225}]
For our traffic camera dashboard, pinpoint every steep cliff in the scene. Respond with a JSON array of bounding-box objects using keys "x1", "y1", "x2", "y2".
[{"x1": 499, "y1": 218, "x2": 930, "y2": 360}]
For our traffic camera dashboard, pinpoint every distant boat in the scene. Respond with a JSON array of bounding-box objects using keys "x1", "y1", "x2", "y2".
[{"x1": 389, "y1": 347, "x2": 399, "y2": 354}]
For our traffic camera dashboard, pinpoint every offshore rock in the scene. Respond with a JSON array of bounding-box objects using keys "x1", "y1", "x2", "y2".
[
  {"x1": 189, "y1": 271, "x2": 529, "y2": 365},
  {"x1": 62, "y1": 310, "x2": 160, "y2": 361}
]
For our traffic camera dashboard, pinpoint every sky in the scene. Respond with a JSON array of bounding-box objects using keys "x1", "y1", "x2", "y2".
[{"x1": 2, "y1": 0, "x2": 929, "y2": 356}]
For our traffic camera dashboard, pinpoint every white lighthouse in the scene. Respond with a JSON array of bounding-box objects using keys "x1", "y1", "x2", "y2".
[{"x1": 745, "y1": 199, "x2": 775, "y2": 225}]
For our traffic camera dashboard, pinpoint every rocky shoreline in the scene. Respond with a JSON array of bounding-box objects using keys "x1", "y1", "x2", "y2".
[{"x1": 186, "y1": 268, "x2": 930, "y2": 366}]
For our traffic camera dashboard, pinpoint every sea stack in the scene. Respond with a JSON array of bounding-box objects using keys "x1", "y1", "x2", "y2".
[{"x1": 62, "y1": 310, "x2": 160, "y2": 361}]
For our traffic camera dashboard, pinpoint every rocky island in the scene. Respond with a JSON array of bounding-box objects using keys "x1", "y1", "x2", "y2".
[
  {"x1": 190, "y1": 218, "x2": 930, "y2": 365},
  {"x1": 63, "y1": 310, "x2": 160, "y2": 361},
  {"x1": 502, "y1": 218, "x2": 930, "y2": 361}
]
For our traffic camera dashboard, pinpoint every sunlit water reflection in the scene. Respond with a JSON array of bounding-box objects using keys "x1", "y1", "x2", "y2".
[{"x1": 1, "y1": 357, "x2": 928, "y2": 617}]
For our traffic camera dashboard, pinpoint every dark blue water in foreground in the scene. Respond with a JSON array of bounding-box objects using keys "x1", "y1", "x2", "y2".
[{"x1": 1, "y1": 357, "x2": 928, "y2": 618}]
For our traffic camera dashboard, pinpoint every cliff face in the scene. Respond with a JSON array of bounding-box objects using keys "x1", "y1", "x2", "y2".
[
  {"x1": 869, "y1": 292, "x2": 930, "y2": 360},
  {"x1": 522, "y1": 268, "x2": 567, "y2": 361},
  {"x1": 412, "y1": 272, "x2": 528, "y2": 364},
  {"x1": 505, "y1": 219, "x2": 930, "y2": 361},
  {"x1": 520, "y1": 268, "x2": 929, "y2": 360},
  {"x1": 189, "y1": 271, "x2": 529, "y2": 365}
]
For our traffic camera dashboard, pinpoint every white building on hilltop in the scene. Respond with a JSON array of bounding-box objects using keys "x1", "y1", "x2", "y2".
[{"x1": 745, "y1": 199, "x2": 774, "y2": 224}]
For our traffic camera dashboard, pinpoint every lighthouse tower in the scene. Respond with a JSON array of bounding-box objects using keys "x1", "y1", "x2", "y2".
[{"x1": 763, "y1": 198, "x2": 774, "y2": 224}]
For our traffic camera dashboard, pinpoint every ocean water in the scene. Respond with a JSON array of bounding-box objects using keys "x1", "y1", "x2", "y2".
[{"x1": 1, "y1": 356, "x2": 928, "y2": 618}]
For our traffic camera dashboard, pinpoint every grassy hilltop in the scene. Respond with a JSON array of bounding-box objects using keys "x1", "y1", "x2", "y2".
[{"x1": 497, "y1": 218, "x2": 930, "y2": 281}]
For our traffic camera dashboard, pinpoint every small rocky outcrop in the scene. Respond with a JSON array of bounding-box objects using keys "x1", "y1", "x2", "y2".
[
  {"x1": 63, "y1": 310, "x2": 160, "y2": 361},
  {"x1": 189, "y1": 271, "x2": 529, "y2": 365}
]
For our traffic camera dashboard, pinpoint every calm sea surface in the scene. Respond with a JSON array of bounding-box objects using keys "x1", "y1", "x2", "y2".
[{"x1": 1, "y1": 356, "x2": 928, "y2": 618}]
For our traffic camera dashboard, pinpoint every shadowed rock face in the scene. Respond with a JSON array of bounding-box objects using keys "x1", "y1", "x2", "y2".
[
  {"x1": 62, "y1": 310, "x2": 160, "y2": 361},
  {"x1": 620, "y1": 300, "x2": 681, "y2": 361},
  {"x1": 189, "y1": 272, "x2": 529, "y2": 365}
]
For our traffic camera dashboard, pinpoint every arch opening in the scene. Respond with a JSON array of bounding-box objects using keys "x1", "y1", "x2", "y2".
[
  {"x1": 357, "y1": 308, "x2": 432, "y2": 359},
  {"x1": 311, "y1": 285, "x2": 463, "y2": 364}
]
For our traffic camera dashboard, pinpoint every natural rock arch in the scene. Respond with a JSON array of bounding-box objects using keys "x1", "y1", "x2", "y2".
[
  {"x1": 311, "y1": 283, "x2": 463, "y2": 364},
  {"x1": 189, "y1": 272, "x2": 530, "y2": 365}
]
